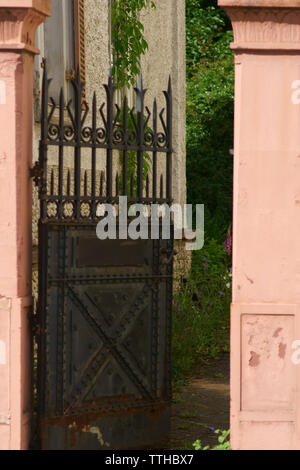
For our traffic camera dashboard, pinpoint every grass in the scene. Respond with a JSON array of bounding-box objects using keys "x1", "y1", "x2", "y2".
[
  {"x1": 178, "y1": 411, "x2": 199, "y2": 420},
  {"x1": 172, "y1": 235, "x2": 231, "y2": 390}
]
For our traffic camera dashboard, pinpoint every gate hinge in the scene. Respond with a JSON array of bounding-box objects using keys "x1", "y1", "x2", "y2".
[{"x1": 30, "y1": 162, "x2": 44, "y2": 187}]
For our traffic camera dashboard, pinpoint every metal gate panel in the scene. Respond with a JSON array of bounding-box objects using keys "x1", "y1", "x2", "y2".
[{"x1": 38, "y1": 224, "x2": 173, "y2": 449}]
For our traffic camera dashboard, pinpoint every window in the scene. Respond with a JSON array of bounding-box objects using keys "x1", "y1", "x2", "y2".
[{"x1": 34, "y1": 0, "x2": 86, "y2": 119}]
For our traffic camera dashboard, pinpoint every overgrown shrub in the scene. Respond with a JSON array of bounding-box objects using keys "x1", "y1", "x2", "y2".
[
  {"x1": 172, "y1": 237, "x2": 231, "y2": 387},
  {"x1": 186, "y1": 0, "x2": 234, "y2": 241},
  {"x1": 172, "y1": 0, "x2": 234, "y2": 389}
]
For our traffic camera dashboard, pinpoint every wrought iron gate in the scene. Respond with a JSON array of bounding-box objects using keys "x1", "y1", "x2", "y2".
[{"x1": 34, "y1": 64, "x2": 174, "y2": 450}]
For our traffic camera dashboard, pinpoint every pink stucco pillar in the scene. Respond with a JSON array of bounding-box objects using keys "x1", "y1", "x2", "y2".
[
  {"x1": 0, "y1": 1, "x2": 50, "y2": 450},
  {"x1": 218, "y1": 0, "x2": 300, "y2": 450}
]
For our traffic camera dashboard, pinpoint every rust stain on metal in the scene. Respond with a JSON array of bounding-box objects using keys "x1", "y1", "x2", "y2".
[
  {"x1": 249, "y1": 351, "x2": 260, "y2": 367},
  {"x1": 68, "y1": 422, "x2": 110, "y2": 447},
  {"x1": 42, "y1": 400, "x2": 169, "y2": 448},
  {"x1": 45, "y1": 399, "x2": 169, "y2": 427}
]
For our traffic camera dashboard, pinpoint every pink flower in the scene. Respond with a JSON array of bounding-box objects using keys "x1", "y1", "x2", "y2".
[{"x1": 224, "y1": 232, "x2": 232, "y2": 255}]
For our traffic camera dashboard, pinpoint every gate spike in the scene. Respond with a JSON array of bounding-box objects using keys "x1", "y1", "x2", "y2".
[
  {"x1": 153, "y1": 98, "x2": 157, "y2": 130},
  {"x1": 108, "y1": 67, "x2": 113, "y2": 89},
  {"x1": 168, "y1": 75, "x2": 172, "y2": 95},
  {"x1": 84, "y1": 170, "x2": 88, "y2": 196},
  {"x1": 92, "y1": 92, "x2": 97, "y2": 201},
  {"x1": 59, "y1": 87, "x2": 64, "y2": 109},
  {"x1": 92, "y1": 92, "x2": 97, "y2": 140},
  {"x1": 59, "y1": 88, "x2": 64, "y2": 200},
  {"x1": 93, "y1": 91, "x2": 97, "y2": 108},
  {"x1": 67, "y1": 169, "x2": 71, "y2": 196},
  {"x1": 160, "y1": 174, "x2": 164, "y2": 199},
  {"x1": 115, "y1": 172, "x2": 119, "y2": 196},
  {"x1": 152, "y1": 99, "x2": 158, "y2": 201},
  {"x1": 138, "y1": 73, "x2": 143, "y2": 92},
  {"x1": 50, "y1": 168, "x2": 54, "y2": 195},
  {"x1": 146, "y1": 173, "x2": 149, "y2": 198},
  {"x1": 100, "y1": 171, "x2": 104, "y2": 196}
]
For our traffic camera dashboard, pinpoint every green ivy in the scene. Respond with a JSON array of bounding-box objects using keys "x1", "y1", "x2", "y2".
[
  {"x1": 193, "y1": 429, "x2": 230, "y2": 451},
  {"x1": 186, "y1": 1, "x2": 232, "y2": 78},
  {"x1": 111, "y1": 0, "x2": 156, "y2": 89}
]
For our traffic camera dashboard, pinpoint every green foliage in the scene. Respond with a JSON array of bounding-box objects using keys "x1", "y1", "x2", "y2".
[
  {"x1": 172, "y1": 238, "x2": 231, "y2": 388},
  {"x1": 192, "y1": 236, "x2": 231, "y2": 278},
  {"x1": 193, "y1": 429, "x2": 230, "y2": 450},
  {"x1": 186, "y1": 0, "x2": 234, "y2": 240},
  {"x1": 186, "y1": 1, "x2": 232, "y2": 78},
  {"x1": 111, "y1": 0, "x2": 156, "y2": 89},
  {"x1": 171, "y1": 2, "x2": 233, "y2": 437}
]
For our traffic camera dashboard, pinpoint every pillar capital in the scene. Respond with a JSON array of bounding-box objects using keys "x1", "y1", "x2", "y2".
[
  {"x1": 0, "y1": 1, "x2": 51, "y2": 54},
  {"x1": 218, "y1": 0, "x2": 300, "y2": 51}
]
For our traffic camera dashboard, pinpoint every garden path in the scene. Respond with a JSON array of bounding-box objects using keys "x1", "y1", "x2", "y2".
[{"x1": 169, "y1": 353, "x2": 230, "y2": 450}]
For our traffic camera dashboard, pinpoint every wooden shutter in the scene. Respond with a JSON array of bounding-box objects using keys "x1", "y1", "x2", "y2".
[{"x1": 74, "y1": 0, "x2": 86, "y2": 94}]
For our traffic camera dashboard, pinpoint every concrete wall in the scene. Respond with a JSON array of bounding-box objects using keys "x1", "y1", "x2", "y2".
[{"x1": 140, "y1": 0, "x2": 186, "y2": 207}]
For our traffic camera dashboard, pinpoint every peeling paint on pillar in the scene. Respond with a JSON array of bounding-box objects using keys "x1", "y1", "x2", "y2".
[
  {"x1": 249, "y1": 351, "x2": 260, "y2": 367},
  {"x1": 279, "y1": 342, "x2": 287, "y2": 359}
]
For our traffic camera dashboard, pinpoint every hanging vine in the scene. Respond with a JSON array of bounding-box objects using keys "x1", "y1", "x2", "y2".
[{"x1": 111, "y1": 0, "x2": 156, "y2": 89}]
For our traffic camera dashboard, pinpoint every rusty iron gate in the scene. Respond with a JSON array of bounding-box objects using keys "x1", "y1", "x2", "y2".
[{"x1": 34, "y1": 64, "x2": 175, "y2": 450}]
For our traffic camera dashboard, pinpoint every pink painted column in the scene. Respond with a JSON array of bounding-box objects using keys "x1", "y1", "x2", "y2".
[
  {"x1": 219, "y1": 0, "x2": 300, "y2": 450},
  {"x1": 0, "y1": 1, "x2": 50, "y2": 450}
]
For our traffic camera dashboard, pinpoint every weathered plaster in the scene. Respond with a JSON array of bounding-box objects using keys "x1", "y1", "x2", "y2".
[{"x1": 140, "y1": 0, "x2": 186, "y2": 207}]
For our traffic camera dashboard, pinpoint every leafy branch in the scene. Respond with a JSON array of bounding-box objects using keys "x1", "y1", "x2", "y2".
[
  {"x1": 111, "y1": 0, "x2": 156, "y2": 89},
  {"x1": 193, "y1": 429, "x2": 230, "y2": 451}
]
